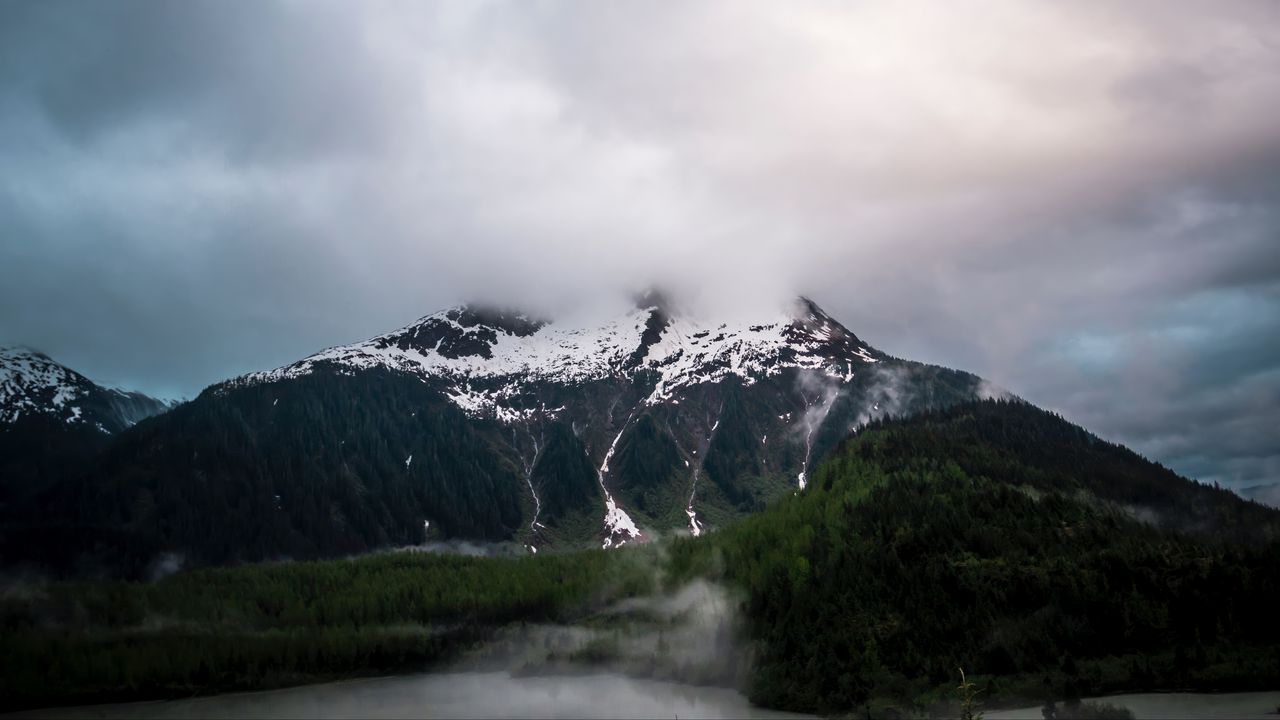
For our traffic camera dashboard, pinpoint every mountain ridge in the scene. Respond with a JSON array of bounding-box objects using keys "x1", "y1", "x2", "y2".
[
  {"x1": 0, "y1": 346, "x2": 177, "y2": 519},
  {"x1": 216, "y1": 296, "x2": 889, "y2": 424},
  {"x1": 1, "y1": 346, "x2": 176, "y2": 433},
  {"x1": 36, "y1": 296, "x2": 986, "y2": 567},
  {"x1": 3, "y1": 297, "x2": 1271, "y2": 582}
]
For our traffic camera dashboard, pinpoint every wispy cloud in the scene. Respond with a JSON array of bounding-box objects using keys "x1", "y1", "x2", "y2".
[{"x1": 1, "y1": 0, "x2": 1277, "y2": 488}]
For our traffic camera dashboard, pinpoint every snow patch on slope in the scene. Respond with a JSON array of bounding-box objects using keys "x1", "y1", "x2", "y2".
[{"x1": 598, "y1": 418, "x2": 643, "y2": 549}]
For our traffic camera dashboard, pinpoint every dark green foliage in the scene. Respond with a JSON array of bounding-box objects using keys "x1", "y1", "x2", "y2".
[
  {"x1": 703, "y1": 384, "x2": 765, "y2": 511},
  {"x1": 5, "y1": 398, "x2": 1276, "y2": 716},
  {"x1": 530, "y1": 421, "x2": 600, "y2": 523},
  {"x1": 0, "y1": 549, "x2": 657, "y2": 709},
  {"x1": 668, "y1": 400, "x2": 1280, "y2": 714},
  {"x1": 0, "y1": 415, "x2": 110, "y2": 512},
  {"x1": 0, "y1": 523, "x2": 164, "y2": 581},
  {"x1": 4, "y1": 346, "x2": 990, "y2": 570},
  {"x1": 0, "y1": 362, "x2": 171, "y2": 519},
  {"x1": 612, "y1": 413, "x2": 684, "y2": 519},
  {"x1": 63, "y1": 368, "x2": 527, "y2": 567},
  {"x1": 836, "y1": 399, "x2": 1280, "y2": 543},
  {"x1": 807, "y1": 362, "x2": 984, "y2": 467}
]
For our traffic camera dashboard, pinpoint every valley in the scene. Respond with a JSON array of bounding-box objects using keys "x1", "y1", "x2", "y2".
[
  {"x1": 4, "y1": 4, "x2": 1278, "y2": 716},
  {"x1": 3, "y1": 400, "x2": 1277, "y2": 716}
]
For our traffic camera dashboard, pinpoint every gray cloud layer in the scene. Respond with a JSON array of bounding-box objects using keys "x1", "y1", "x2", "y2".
[{"x1": 1, "y1": 1, "x2": 1277, "y2": 491}]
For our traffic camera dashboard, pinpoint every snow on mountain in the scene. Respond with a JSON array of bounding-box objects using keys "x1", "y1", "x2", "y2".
[
  {"x1": 0, "y1": 347, "x2": 94, "y2": 426},
  {"x1": 227, "y1": 297, "x2": 885, "y2": 424},
  {"x1": 205, "y1": 296, "x2": 959, "y2": 551},
  {"x1": 27, "y1": 297, "x2": 986, "y2": 560},
  {"x1": 0, "y1": 346, "x2": 173, "y2": 432}
]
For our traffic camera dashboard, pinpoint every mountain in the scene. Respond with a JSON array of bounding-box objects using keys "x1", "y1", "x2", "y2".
[
  {"x1": 59, "y1": 296, "x2": 987, "y2": 567},
  {"x1": 0, "y1": 346, "x2": 172, "y2": 432},
  {"x1": 669, "y1": 399, "x2": 1280, "y2": 713},
  {"x1": 1240, "y1": 483, "x2": 1280, "y2": 510},
  {"x1": 0, "y1": 347, "x2": 175, "y2": 510},
  {"x1": 5, "y1": 400, "x2": 1278, "y2": 713}
]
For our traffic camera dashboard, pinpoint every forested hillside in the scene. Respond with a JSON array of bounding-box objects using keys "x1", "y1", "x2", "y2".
[
  {"x1": 0, "y1": 550, "x2": 659, "y2": 709},
  {"x1": 6, "y1": 361, "x2": 984, "y2": 576},
  {"x1": 0, "y1": 347, "x2": 174, "y2": 522},
  {"x1": 668, "y1": 400, "x2": 1280, "y2": 713},
  {"x1": 59, "y1": 369, "x2": 529, "y2": 567},
  {"x1": 823, "y1": 400, "x2": 1279, "y2": 542},
  {"x1": 4, "y1": 400, "x2": 1277, "y2": 715},
  {"x1": 1, "y1": 297, "x2": 993, "y2": 575}
]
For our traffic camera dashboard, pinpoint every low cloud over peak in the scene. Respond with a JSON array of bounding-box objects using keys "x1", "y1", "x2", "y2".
[{"x1": 1, "y1": 0, "x2": 1278, "y2": 490}]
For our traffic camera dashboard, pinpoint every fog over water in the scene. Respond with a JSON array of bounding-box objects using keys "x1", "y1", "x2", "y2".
[
  {"x1": 987, "y1": 691, "x2": 1280, "y2": 720},
  {"x1": 14, "y1": 675, "x2": 1280, "y2": 719},
  {"x1": 11, "y1": 672, "x2": 811, "y2": 720}
]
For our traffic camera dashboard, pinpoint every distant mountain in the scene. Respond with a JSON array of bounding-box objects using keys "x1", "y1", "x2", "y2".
[
  {"x1": 0, "y1": 347, "x2": 175, "y2": 510},
  {"x1": 1240, "y1": 483, "x2": 1280, "y2": 510},
  {"x1": 0, "y1": 346, "x2": 172, "y2": 432},
  {"x1": 64, "y1": 296, "x2": 987, "y2": 566}
]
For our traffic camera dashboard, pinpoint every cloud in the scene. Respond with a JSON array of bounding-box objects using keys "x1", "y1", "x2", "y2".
[{"x1": 0, "y1": 0, "x2": 1277, "y2": 488}]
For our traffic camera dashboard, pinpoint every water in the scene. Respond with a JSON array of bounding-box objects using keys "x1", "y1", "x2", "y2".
[
  {"x1": 986, "y1": 691, "x2": 1280, "y2": 720},
  {"x1": 11, "y1": 671, "x2": 811, "y2": 719},
  {"x1": 15, "y1": 674, "x2": 1277, "y2": 719}
]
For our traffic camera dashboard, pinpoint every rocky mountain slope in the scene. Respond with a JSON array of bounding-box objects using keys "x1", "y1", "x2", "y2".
[{"x1": 60, "y1": 296, "x2": 987, "y2": 565}]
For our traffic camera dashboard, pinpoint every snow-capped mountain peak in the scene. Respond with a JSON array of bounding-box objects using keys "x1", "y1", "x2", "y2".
[
  {"x1": 0, "y1": 346, "x2": 174, "y2": 432},
  {"x1": 229, "y1": 296, "x2": 884, "y2": 422},
  {"x1": 0, "y1": 346, "x2": 94, "y2": 426}
]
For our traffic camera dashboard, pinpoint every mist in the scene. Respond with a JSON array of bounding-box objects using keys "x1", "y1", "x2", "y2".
[
  {"x1": 15, "y1": 672, "x2": 808, "y2": 720},
  {"x1": 1, "y1": 2, "x2": 1277, "y2": 491}
]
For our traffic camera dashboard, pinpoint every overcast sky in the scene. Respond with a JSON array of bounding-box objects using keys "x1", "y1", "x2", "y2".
[{"x1": 1, "y1": 1, "x2": 1277, "y2": 493}]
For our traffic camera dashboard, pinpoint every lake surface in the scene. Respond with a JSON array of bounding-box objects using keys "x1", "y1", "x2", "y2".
[
  {"x1": 986, "y1": 691, "x2": 1280, "y2": 720},
  {"x1": 15, "y1": 674, "x2": 1279, "y2": 719},
  {"x1": 12, "y1": 671, "x2": 812, "y2": 719}
]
